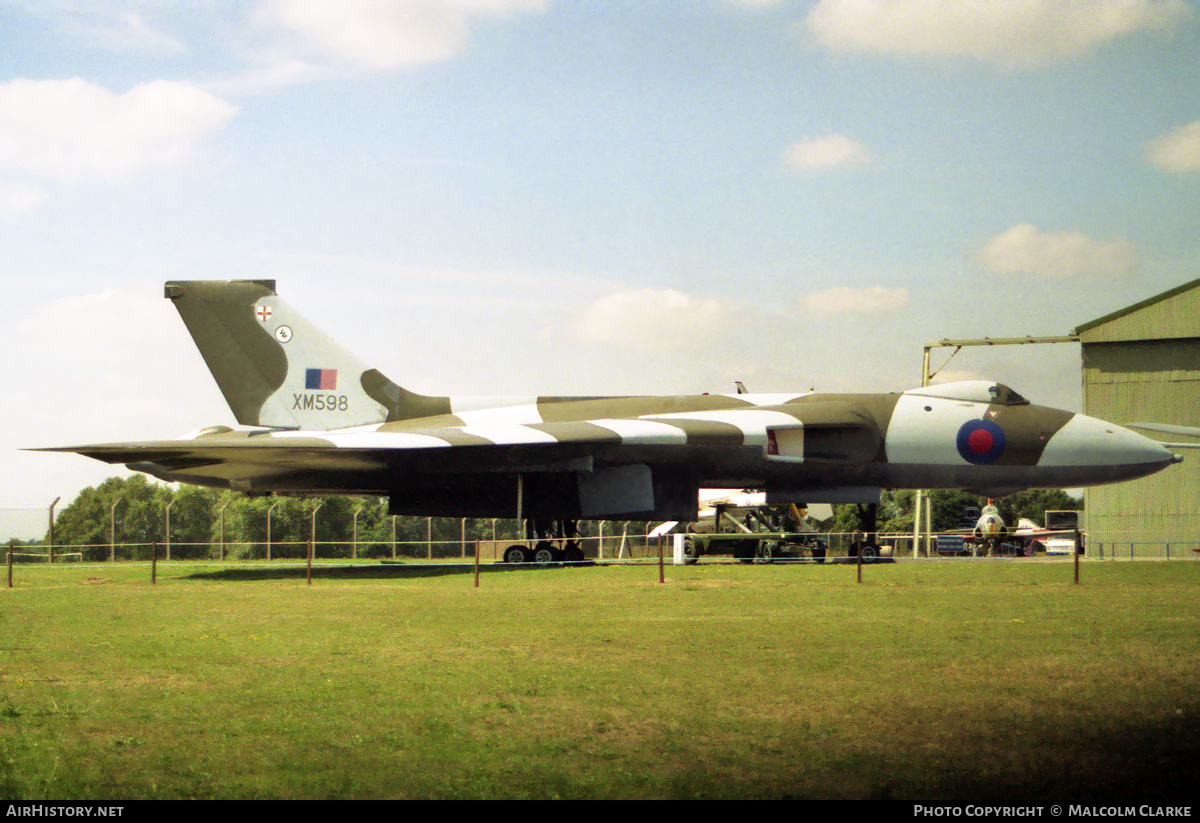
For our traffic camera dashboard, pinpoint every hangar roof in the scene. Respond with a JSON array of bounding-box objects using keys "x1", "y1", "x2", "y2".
[{"x1": 1073, "y1": 278, "x2": 1200, "y2": 344}]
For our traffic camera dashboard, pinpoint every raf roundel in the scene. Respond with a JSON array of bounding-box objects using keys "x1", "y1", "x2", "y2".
[{"x1": 956, "y1": 419, "x2": 1007, "y2": 465}]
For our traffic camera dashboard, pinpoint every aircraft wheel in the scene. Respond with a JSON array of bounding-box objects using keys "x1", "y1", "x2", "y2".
[
  {"x1": 563, "y1": 542, "x2": 585, "y2": 563},
  {"x1": 860, "y1": 544, "x2": 880, "y2": 560},
  {"x1": 756, "y1": 542, "x2": 774, "y2": 563},
  {"x1": 811, "y1": 546, "x2": 827, "y2": 564},
  {"x1": 503, "y1": 545, "x2": 528, "y2": 564},
  {"x1": 533, "y1": 542, "x2": 556, "y2": 564},
  {"x1": 682, "y1": 539, "x2": 699, "y2": 565}
]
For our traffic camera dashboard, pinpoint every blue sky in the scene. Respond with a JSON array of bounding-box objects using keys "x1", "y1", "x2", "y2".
[{"x1": 3, "y1": 0, "x2": 1199, "y2": 518}]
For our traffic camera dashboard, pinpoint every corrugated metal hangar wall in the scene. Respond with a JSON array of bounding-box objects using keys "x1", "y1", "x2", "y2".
[{"x1": 1074, "y1": 279, "x2": 1200, "y2": 557}]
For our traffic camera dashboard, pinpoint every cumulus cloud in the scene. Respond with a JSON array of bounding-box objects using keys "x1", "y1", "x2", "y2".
[
  {"x1": 0, "y1": 181, "x2": 48, "y2": 219},
  {"x1": 256, "y1": 0, "x2": 550, "y2": 70},
  {"x1": 1145, "y1": 120, "x2": 1200, "y2": 173},
  {"x1": 568, "y1": 289, "x2": 733, "y2": 350},
  {"x1": 799, "y1": 286, "x2": 909, "y2": 314},
  {"x1": 781, "y1": 135, "x2": 871, "y2": 171},
  {"x1": 0, "y1": 78, "x2": 238, "y2": 182},
  {"x1": 974, "y1": 224, "x2": 1137, "y2": 278},
  {"x1": 803, "y1": 0, "x2": 1189, "y2": 68}
]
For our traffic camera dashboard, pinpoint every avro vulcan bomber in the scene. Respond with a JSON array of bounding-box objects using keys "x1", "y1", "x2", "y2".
[{"x1": 41, "y1": 281, "x2": 1180, "y2": 523}]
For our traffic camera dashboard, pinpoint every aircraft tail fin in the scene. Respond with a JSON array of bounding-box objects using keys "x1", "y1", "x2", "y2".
[{"x1": 164, "y1": 280, "x2": 449, "y2": 430}]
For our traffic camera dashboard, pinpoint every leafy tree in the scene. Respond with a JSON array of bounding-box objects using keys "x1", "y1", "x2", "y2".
[
  {"x1": 879, "y1": 490, "x2": 915, "y2": 533},
  {"x1": 51, "y1": 476, "x2": 162, "y2": 560},
  {"x1": 162, "y1": 485, "x2": 220, "y2": 558},
  {"x1": 927, "y1": 490, "x2": 985, "y2": 532}
]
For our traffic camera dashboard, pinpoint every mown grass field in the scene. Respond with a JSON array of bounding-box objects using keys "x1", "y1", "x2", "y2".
[{"x1": 2, "y1": 559, "x2": 1198, "y2": 800}]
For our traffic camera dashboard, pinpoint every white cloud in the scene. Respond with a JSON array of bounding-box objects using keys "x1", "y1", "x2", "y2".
[
  {"x1": 0, "y1": 78, "x2": 238, "y2": 182},
  {"x1": 568, "y1": 289, "x2": 734, "y2": 350},
  {"x1": 0, "y1": 181, "x2": 48, "y2": 218},
  {"x1": 256, "y1": 0, "x2": 550, "y2": 70},
  {"x1": 974, "y1": 224, "x2": 1137, "y2": 278},
  {"x1": 781, "y1": 134, "x2": 871, "y2": 171},
  {"x1": 1145, "y1": 120, "x2": 1200, "y2": 173},
  {"x1": 803, "y1": 0, "x2": 1190, "y2": 68},
  {"x1": 799, "y1": 286, "x2": 909, "y2": 314}
]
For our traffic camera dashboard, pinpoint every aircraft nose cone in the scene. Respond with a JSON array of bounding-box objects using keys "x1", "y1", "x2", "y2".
[{"x1": 1040, "y1": 414, "x2": 1178, "y2": 480}]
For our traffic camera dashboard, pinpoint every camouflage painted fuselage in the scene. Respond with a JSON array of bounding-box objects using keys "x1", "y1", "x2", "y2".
[{"x1": 41, "y1": 281, "x2": 1179, "y2": 521}]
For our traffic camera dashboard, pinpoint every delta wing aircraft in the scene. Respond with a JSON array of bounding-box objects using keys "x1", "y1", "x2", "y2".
[{"x1": 41, "y1": 281, "x2": 1179, "y2": 526}]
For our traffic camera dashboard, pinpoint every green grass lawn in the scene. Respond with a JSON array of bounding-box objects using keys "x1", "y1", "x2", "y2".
[{"x1": 2, "y1": 560, "x2": 1198, "y2": 799}]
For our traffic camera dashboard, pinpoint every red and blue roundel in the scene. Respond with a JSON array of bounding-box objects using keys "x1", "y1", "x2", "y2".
[{"x1": 957, "y1": 419, "x2": 1006, "y2": 464}]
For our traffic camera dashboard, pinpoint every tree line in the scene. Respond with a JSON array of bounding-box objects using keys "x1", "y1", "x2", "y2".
[
  {"x1": 26, "y1": 475, "x2": 1081, "y2": 561},
  {"x1": 832, "y1": 488, "x2": 1081, "y2": 535},
  {"x1": 36, "y1": 475, "x2": 645, "y2": 561}
]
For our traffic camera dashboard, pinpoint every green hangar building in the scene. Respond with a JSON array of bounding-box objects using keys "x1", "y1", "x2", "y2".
[{"x1": 1074, "y1": 279, "x2": 1200, "y2": 558}]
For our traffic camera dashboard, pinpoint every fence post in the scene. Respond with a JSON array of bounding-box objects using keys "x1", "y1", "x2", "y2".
[
  {"x1": 48, "y1": 497, "x2": 60, "y2": 564},
  {"x1": 310, "y1": 503, "x2": 322, "y2": 561},
  {"x1": 109, "y1": 500, "x2": 119, "y2": 563}
]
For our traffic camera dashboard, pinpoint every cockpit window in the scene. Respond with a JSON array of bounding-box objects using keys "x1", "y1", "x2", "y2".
[
  {"x1": 909, "y1": 381, "x2": 1031, "y2": 406},
  {"x1": 988, "y1": 384, "x2": 1028, "y2": 406}
]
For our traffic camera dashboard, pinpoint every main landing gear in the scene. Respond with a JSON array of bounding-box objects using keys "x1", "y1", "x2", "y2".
[{"x1": 846, "y1": 502, "x2": 883, "y2": 558}]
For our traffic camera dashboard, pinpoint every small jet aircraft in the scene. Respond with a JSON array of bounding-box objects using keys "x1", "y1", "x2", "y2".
[
  {"x1": 971, "y1": 501, "x2": 1008, "y2": 556},
  {"x1": 40, "y1": 281, "x2": 1181, "y2": 525}
]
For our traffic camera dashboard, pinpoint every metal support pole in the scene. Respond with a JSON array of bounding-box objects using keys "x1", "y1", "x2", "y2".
[
  {"x1": 658, "y1": 536, "x2": 664, "y2": 583},
  {"x1": 926, "y1": 495, "x2": 932, "y2": 556},
  {"x1": 912, "y1": 490, "x2": 922, "y2": 558},
  {"x1": 310, "y1": 503, "x2": 322, "y2": 561},
  {"x1": 353, "y1": 505, "x2": 363, "y2": 560},
  {"x1": 1074, "y1": 529, "x2": 1081, "y2": 584},
  {"x1": 109, "y1": 500, "x2": 119, "y2": 563},
  {"x1": 218, "y1": 500, "x2": 230, "y2": 561},
  {"x1": 267, "y1": 500, "x2": 279, "y2": 561},
  {"x1": 48, "y1": 497, "x2": 60, "y2": 563},
  {"x1": 164, "y1": 499, "x2": 175, "y2": 561}
]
